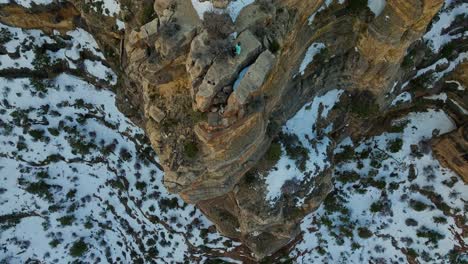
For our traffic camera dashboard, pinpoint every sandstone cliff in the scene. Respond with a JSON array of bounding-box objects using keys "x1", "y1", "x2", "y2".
[{"x1": 1, "y1": 0, "x2": 466, "y2": 260}]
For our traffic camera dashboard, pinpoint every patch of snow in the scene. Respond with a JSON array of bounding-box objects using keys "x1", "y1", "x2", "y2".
[
  {"x1": 424, "y1": 2, "x2": 468, "y2": 52},
  {"x1": 451, "y1": 99, "x2": 468, "y2": 115},
  {"x1": 0, "y1": 0, "x2": 53, "y2": 8},
  {"x1": 191, "y1": 0, "x2": 254, "y2": 22},
  {"x1": 424, "y1": 93, "x2": 447, "y2": 102},
  {"x1": 0, "y1": 24, "x2": 237, "y2": 263},
  {"x1": 232, "y1": 65, "x2": 251, "y2": 91},
  {"x1": 446, "y1": 80, "x2": 465, "y2": 91},
  {"x1": 292, "y1": 109, "x2": 465, "y2": 263},
  {"x1": 226, "y1": 0, "x2": 255, "y2": 21},
  {"x1": 265, "y1": 89, "x2": 344, "y2": 204},
  {"x1": 391, "y1": 91, "x2": 412, "y2": 106},
  {"x1": 116, "y1": 19, "x2": 125, "y2": 30},
  {"x1": 368, "y1": 0, "x2": 386, "y2": 17},
  {"x1": 298, "y1": 43, "x2": 326, "y2": 76}
]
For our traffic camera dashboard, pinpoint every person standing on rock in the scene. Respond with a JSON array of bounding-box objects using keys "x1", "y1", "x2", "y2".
[{"x1": 233, "y1": 42, "x2": 241, "y2": 57}]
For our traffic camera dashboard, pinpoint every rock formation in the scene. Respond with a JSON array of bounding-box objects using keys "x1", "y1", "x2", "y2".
[{"x1": 2, "y1": 0, "x2": 466, "y2": 260}]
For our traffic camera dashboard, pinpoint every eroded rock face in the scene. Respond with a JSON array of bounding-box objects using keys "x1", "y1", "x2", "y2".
[
  {"x1": 433, "y1": 125, "x2": 468, "y2": 183},
  {"x1": 9, "y1": 0, "x2": 451, "y2": 259},
  {"x1": 116, "y1": 0, "x2": 446, "y2": 258}
]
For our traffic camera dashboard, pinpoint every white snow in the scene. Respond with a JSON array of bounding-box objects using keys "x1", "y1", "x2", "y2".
[
  {"x1": 424, "y1": 2, "x2": 468, "y2": 52},
  {"x1": 451, "y1": 99, "x2": 468, "y2": 115},
  {"x1": 424, "y1": 92, "x2": 448, "y2": 102},
  {"x1": 298, "y1": 43, "x2": 326, "y2": 76},
  {"x1": 265, "y1": 89, "x2": 344, "y2": 204},
  {"x1": 191, "y1": 0, "x2": 254, "y2": 22},
  {"x1": 367, "y1": 0, "x2": 386, "y2": 17},
  {"x1": 446, "y1": 80, "x2": 465, "y2": 91},
  {"x1": 291, "y1": 109, "x2": 466, "y2": 263},
  {"x1": 391, "y1": 91, "x2": 412, "y2": 106},
  {"x1": 0, "y1": 0, "x2": 52, "y2": 8},
  {"x1": 0, "y1": 23, "x2": 238, "y2": 264},
  {"x1": 232, "y1": 65, "x2": 251, "y2": 91}
]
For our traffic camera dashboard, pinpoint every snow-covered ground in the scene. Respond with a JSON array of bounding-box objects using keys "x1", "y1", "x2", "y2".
[
  {"x1": 290, "y1": 109, "x2": 467, "y2": 263},
  {"x1": 0, "y1": 0, "x2": 466, "y2": 262},
  {"x1": 191, "y1": 0, "x2": 255, "y2": 22},
  {"x1": 265, "y1": 89, "x2": 343, "y2": 205},
  {"x1": 0, "y1": 23, "x2": 239, "y2": 263},
  {"x1": 298, "y1": 42, "x2": 326, "y2": 76}
]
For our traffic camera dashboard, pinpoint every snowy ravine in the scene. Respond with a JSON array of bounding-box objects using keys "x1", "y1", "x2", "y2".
[
  {"x1": 290, "y1": 109, "x2": 467, "y2": 263},
  {"x1": 0, "y1": 24, "x2": 239, "y2": 263}
]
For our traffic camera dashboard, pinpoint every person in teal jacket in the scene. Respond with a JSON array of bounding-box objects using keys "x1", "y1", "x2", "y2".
[{"x1": 234, "y1": 42, "x2": 242, "y2": 56}]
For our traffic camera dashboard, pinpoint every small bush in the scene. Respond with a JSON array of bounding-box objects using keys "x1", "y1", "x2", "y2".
[
  {"x1": 433, "y1": 216, "x2": 447, "y2": 224},
  {"x1": 334, "y1": 145, "x2": 355, "y2": 163},
  {"x1": 416, "y1": 227, "x2": 444, "y2": 244},
  {"x1": 370, "y1": 201, "x2": 384, "y2": 213},
  {"x1": 409, "y1": 199, "x2": 428, "y2": 211},
  {"x1": 58, "y1": 215, "x2": 75, "y2": 226},
  {"x1": 348, "y1": 0, "x2": 368, "y2": 13},
  {"x1": 29, "y1": 129, "x2": 45, "y2": 141},
  {"x1": 265, "y1": 142, "x2": 282, "y2": 163},
  {"x1": 159, "y1": 21, "x2": 181, "y2": 38},
  {"x1": 440, "y1": 42, "x2": 456, "y2": 58},
  {"x1": 26, "y1": 181, "x2": 52, "y2": 200},
  {"x1": 387, "y1": 138, "x2": 403, "y2": 153},
  {"x1": 0, "y1": 28, "x2": 13, "y2": 45},
  {"x1": 32, "y1": 47, "x2": 51, "y2": 71},
  {"x1": 70, "y1": 239, "x2": 88, "y2": 257},
  {"x1": 269, "y1": 40, "x2": 281, "y2": 54},
  {"x1": 350, "y1": 91, "x2": 379, "y2": 118},
  {"x1": 202, "y1": 12, "x2": 233, "y2": 38},
  {"x1": 135, "y1": 181, "x2": 147, "y2": 191},
  {"x1": 358, "y1": 227, "x2": 373, "y2": 239},
  {"x1": 139, "y1": 1, "x2": 155, "y2": 25},
  {"x1": 49, "y1": 239, "x2": 60, "y2": 248},
  {"x1": 84, "y1": 221, "x2": 93, "y2": 229},
  {"x1": 184, "y1": 141, "x2": 199, "y2": 159},
  {"x1": 337, "y1": 171, "x2": 360, "y2": 183},
  {"x1": 405, "y1": 218, "x2": 418, "y2": 226}
]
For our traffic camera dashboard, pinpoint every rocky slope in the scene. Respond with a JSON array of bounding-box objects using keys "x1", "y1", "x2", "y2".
[{"x1": 0, "y1": 0, "x2": 467, "y2": 262}]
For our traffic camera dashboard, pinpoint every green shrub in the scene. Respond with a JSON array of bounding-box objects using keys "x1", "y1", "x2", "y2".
[
  {"x1": 370, "y1": 201, "x2": 384, "y2": 213},
  {"x1": 26, "y1": 181, "x2": 52, "y2": 200},
  {"x1": 348, "y1": 0, "x2": 368, "y2": 13},
  {"x1": 416, "y1": 227, "x2": 444, "y2": 244},
  {"x1": 410, "y1": 199, "x2": 428, "y2": 211},
  {"x1": 440, "y1": 42, "x2": 456, "y2": 58},
  {"x1": 388, "y1": 138, "x2": 403, "y2": 153},
  {"x1": 48, "y1": 127, "x2": 60, "y2": 136},
  {"x1": 350, "y1": 91, "x2": 379, "y2": 118},
  {"x1": 135, "y1": 181, "x2": 147, "y2": 191},
  {"x1": 184, "y1": 141, "x2": 199, "y2": 159},
  {"x1": 406, "y1": 248, "x2": 419, "y2": 258},
  {"x1": 433, "y1": 216, "x2": 447, "y2": 224},
  {"x1": 49, "y1": 239, "x2": 60, "y2": 248},
  {"x1": 358, "y1": 227, "x2": 373, "y2": 238},
  {"x1": 36, "y1": 171, "x2": 49, "y2": 179},
  {"x1": 70, "y1": 239, "x2": 88, "y2": 257},
  {"x1": 140, "y1": 2, "x2": 155, "y2": 25},
  {"x1": 84, "y1": 221, "x2": 93, "y2": 229},
  {"x1": 269, "y1": 40, "x2": 281, "y2": 54},
  {"x1": 334, "y1": 145, "x2": 355, "y2": 163},
  {"x1": 265, "y1": 142, "x2": 282, "y2": 163},
  {"x1": 32, "y1": 47, "x2": 51, "y2": 71},
  {"x1": 58, "y1": 215, "x2": 75, "y2": 226},
  {"x1": 0, "y1": 28, "x2": 13, "y2": 45},
  {"x1": 29, "y1": 129, "x2": 45, "y2": 141},
  {"x1": 336, "y1": 171, "x2": 360, "y2": 183}
]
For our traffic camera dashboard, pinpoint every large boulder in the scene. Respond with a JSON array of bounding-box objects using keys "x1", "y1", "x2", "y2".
[{"x1": 195, "y1": 30, "x2": 262, "y2": 111}]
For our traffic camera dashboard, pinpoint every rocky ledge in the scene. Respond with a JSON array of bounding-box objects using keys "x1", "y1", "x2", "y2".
[{"x1": 1, "y1": 0, "x2": 466, "y2": 260}]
